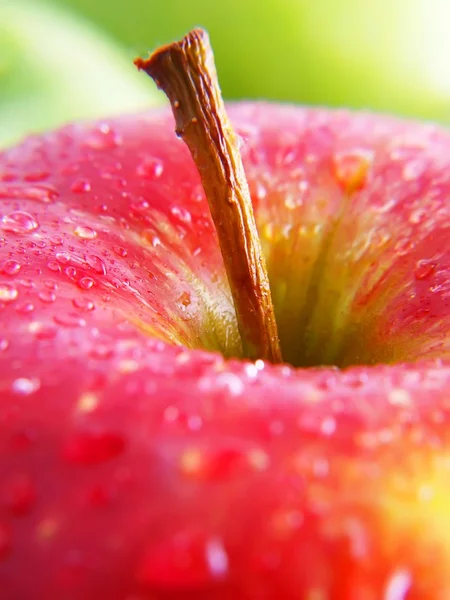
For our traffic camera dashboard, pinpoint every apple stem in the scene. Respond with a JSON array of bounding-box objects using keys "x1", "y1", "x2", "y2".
[{"x1": 135, "y1": 29, "x2": 282, "y2": 363}]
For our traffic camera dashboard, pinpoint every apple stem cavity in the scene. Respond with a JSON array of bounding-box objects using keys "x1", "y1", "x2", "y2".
[{"x1": 135, "y1": 29, "x2": 282, "y2": 363}]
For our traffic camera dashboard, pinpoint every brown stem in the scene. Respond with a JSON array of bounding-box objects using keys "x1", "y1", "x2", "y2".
[{"x1": 135, "y1": 29, "x2": 282, "y2": 363}]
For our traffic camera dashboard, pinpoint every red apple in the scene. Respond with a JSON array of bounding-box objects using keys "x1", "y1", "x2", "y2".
[{"x1": 2, "y1": 43, "x2": 450, "y2": 600}]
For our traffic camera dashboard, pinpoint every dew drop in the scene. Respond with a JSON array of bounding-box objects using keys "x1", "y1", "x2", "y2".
[
  {"x1": 255, "y1": 181, "x2": 267, "y2": 200},
  {"x1": 171, "y1": 206, "x2": 191, "y2": 224},
  {"x1": 84, "y1": 124, "x2": 122, "y2": 150},
  {"x1": 0, "y1": 183, "x2": 57, "y2": 203},
  {"x1": 130, "y1": 199, "x2": 150, "y2": 214},
  {"x1": 178, "y1": 291, "x2": 191, "y2": 308},
  {"x1": 55, "y1": 251, "x2": 71, "y2": 264},
  {"x1": 1, "y1": 211, "x2": 39, "y2": 234},
  {"x1": 2, "y1": 260, "x2": 21, "y2": 276},
  {"x1": 16, "y1": 302, "x2": 35, "y2": 314},
  {"x1": 384, "y1": 569, "x2": 412, "y2": 600},
  {"x1": 63, "y1": 431, "x2": 125, "y2": 464},
  {"x1": 136, "y1": 157, "x2": 164, "y2": 179},
  {"x1": 12, "y1": 377, "x2": 40, "y2": 396},
  {"x1": 89, "y1": 344, "x2": 114, "y2": 360},
  {"x1": 78, "y1": 277, "x2": 95, "y2": 290},
  {"x1": 23, "y1": 171, "x2": 50, "y2": 183},
  {"x1": 113, "y1": 245, "x2": 128, "y2": 258},
  {"x1": 321, "y1": 417, "x2": 336, "y2": 436},
  {"x1": 205, "y1": 539, "x2": 229, "y2": 578},
  {"x1": 0, "y1": 338, "x2": 9, "y2": 352},
  {"x1": 402, "y1": 160, "x2": 426, "y2": 181},
  {"x1": 70, "y1": 179, "x2": 92, "y2": 194},
  {"x1": 414, "y1": 259, "x2": 437, "y2": 281},
  {"x1": 50, "y1": 234, "x2": 64, "y2": 246},
  {"x1": 0, "y1": 283, "x2": 18, "y2": 303},
  {"x1": 65, "y1": 266, "x2": 77, "y2": 279},
  {"x1": 38, "y1": 290, "x2": 56, "y2": 303},
  {"x1": 137, "y1": 533, "x2": 228, "y2": 589},
  {"x1": 29, "y1": 321, "x2": 58, "y2": 340},
  {"x1": 72, "y1": 297, "x2": 95, "y2": 311},
  {"x1": 284, "y1": 195, "x2": 299, "y2": 210},
  {"x1": 53, "y1": 313, "x2": 87, "y2": 327},
  {"x1": 332, "y1": 149, "x2": 373, "y2": 194},
  {"x1": 19, "y1": 278, "x2": 34, "y2": 289},
  {"x1": 74, "y1": 225, "x2": 97, "y2": 240},
  {"x1": 85, "y1": 254, "x2": 106, "y2": 275},
  {"x1": 47, "y1": 261, "x2": 61, "y2": 273}
]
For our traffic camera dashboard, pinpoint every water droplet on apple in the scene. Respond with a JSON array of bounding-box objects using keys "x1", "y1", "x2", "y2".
[
  {"x1": 89, "y1": 345, "x2": 114, "y2": 360},
  {"x1": 38, "y1": 290, "x2": 56, "y2": 303},
  {"x1": 85, "y1": 254, "x2": 106, "y2": 275},
  {"x1": 24, "y1": 171, "x2": 50, "y2": 183},
  {"x1": 332, "y1": 149, "x2": 373, "y2": 193},
  {"x1": 29, "y1": 321, "x2": 58, "y2": 340},
  {"x1": 320, "y1": 417, "x2": 336, "y2": 436},
  {"x1": 414, "y1": 259, "x2": 437, "y2": 280},
  {"x1": 205, "y1": 538, "x2": 229, "y2": 578},
  {"x1": 402, "y1": 160, "x2": 426, "y2": 181},
  {"x1": 394, "y1": 238, "x2": 415, "y2": 255},
  {"x1": 50, "y1": 234, "x2": 64, "y2": 246},
  {"x1": 16, "y1": 302, "x2": 35, "y2": 314},
  {"x1": 255, "y1": 181, "x2": 267, "y2": 200},
  {"x1": 63, "y1": 431, "x2": 125, "y2": 465},
  {"x1": 70, "y1": 179, "x2": 92, "y2": 194},
  {"x1": 130, "y1": 199, "x2": 150, "y2": 214},
  {"x1": 384, "y1": 569, "x2": 412, "y2": 600},
  {"x1": 53, "y1": 313, "x2": 87, "y2": 328},
  {"x1": 171, "y1": 206, "x2": 192, "y2": 224},
  {"x1": 47, "y1": 261, "x2": 61, "y2": 273},
  {"x1": 84, "y1": 124, "x2": 122, "y2": 150},
  {"x1": 3, "y1": 474, "x2": 36, "y2": 515},
  {"x1": 1, "y1": 211, "x2": 39, "y2": 234},
  {"x1": 72, "y1": 297, "x2": 95, "y2": 311},
  {"x1": 0, "y1": 338, "x2": 9, "y2": 352},
  {"x1": 136, "y1": 532, "x2": 228, "y2": 589},
  {"x1": 74, "y1": 225, "x2": 97, "y2": 240},
  {"x1": 2, "y1": 260, "x2": 21, "y2": 276},
  {"x1": 19, "y1": 278, "x2": 34, "y2": 289},
  {"x1": 0, "y1": 283, "x2": 18, "y2": 303},
  {"x1": 284, "y1": 194, "x2": 300, "y2": 210},
  {"x1": 136, "y1": 157, "x2": 164, "y2": 178},
  {"x1": 0, "y1": 184, "x2": 57, "y2": 203},
  {"x1": 55, "y1": 251, "x2": 71, "y2": 264},
  {"x1": 113, "y1": 246, "x2": 128, "y2": 258},
  {"x1": 78, "y1": 277, "x2": 95, "y2": 290},
  {"x1": 12, "y1": 377, "x2": 40, "y2": 396},
  {"x1": 178, "y1": 291, "x2": 191, "y2": 309},
  {"x1": 65, "y1": 266, "x2": 77, "y2": 279}
]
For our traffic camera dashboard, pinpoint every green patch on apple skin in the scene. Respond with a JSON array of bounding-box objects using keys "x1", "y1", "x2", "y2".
[{"x1": 0, "y1": 0, "x2": 162, "y2": 149}]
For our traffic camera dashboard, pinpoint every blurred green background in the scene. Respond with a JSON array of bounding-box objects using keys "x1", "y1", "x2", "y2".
[{"x1": 2, "y1": 0, "x2": 450, "y2": 148}]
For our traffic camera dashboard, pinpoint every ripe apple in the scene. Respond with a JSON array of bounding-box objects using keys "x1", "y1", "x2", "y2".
[
  {"x1": 2, "y1": 31, "x2": 450, "y2": 600},
  {"x1": 55, "y1": 0, "x2": 450, "y2": 121},
  {"x1": 0, "y1": 0, "x2": 160, "y2": 148}
]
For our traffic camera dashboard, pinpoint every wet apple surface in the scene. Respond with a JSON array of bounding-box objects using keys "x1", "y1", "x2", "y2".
[{"x1": 1, "y1": 104, "x2": 450, "y2": 598}]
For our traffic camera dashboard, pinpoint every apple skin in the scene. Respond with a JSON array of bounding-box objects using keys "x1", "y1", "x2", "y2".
[
  {"x1": 56, "y1": 0, "x2": 450, "y2": 122},
  {"x1": 1, "y1": 104, "x2": 450, "y2": 598}
]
